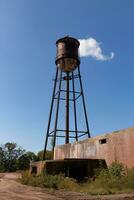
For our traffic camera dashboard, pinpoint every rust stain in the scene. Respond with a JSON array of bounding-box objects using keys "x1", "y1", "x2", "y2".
[{"x1": 54, "y1": 127, "x2": 134, "y2": 168}]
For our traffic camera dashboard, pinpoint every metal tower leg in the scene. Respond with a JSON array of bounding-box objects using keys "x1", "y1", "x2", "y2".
[
  {"x1": 72, "y1": 71, "x2": 78, "y2": 141},
  {"x1": 65, "y1": 72, "x2": 70, "y2": 144},
  {"x1": 43, "y1": 68, "x2": 59, "y2": 160},
  {"x1": 77, "y1": 66, "x2": 91, "y2": 138},
  {"x1": 53, "y1": 69, "x2": 63, "y2": 151}
]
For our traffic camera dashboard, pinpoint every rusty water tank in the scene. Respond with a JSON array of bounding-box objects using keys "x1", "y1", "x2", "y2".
[{"x1": 55, "y1": 36, "x2": 80, "y2": 72}]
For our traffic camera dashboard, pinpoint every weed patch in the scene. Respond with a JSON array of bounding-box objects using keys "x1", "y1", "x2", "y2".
[{"x1": 21, "y1": 162, "x2": 134, "y2": 195}]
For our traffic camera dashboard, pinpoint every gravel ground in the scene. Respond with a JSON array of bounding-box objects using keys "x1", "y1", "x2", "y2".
[{"x1": 0, "y1": 173, "x2": 134, "y2": 200}]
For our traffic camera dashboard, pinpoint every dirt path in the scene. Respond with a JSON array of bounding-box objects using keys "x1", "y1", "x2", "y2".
[{"x1": 0, "y1": 173, "x2": 134, "y2": 200}]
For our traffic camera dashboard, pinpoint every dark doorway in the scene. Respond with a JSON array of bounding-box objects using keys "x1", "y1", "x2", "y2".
[{"x1": 31, "y1": 166, "x2": 37, "y2": 174}]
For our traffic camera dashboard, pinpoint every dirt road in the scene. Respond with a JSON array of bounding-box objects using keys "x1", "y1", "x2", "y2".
[{"x1": 0, "y1": 173, "x2": 134, "y2": 200}]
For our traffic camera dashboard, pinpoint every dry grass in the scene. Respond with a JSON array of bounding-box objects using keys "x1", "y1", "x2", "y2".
[{"x1": 21, "y1": 162, "x2": 134, "y2": 195}]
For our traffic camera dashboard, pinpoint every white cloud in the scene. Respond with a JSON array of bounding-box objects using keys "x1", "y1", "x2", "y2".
[{"x1": 79, "y1": 38, "x2": 114, "y2": 61}]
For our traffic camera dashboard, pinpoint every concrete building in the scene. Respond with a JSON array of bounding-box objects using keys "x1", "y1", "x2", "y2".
[
  {"x1": 30, "y1": 127, "x2": 134, "y2": 178},
  {"x1": 54, "y1": 127, "x2": 134, "y2": 168}
]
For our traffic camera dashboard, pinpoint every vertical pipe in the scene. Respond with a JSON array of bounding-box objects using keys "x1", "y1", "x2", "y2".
[
  {"x1": 72, "y1": 71, "x2": 78, "y2": 141},
  {"x1": 53, "y1": 69, "x2": 63, "y2": 151},
  {"x1": 66, "y1": 72, "x2": 70, "y2": 144},
  {"x1": 77, "y1": 66, "x2": 91, "y2": 138},
  {"x1": 43, "y1": 68, "x2": 59, "y2": 160}
]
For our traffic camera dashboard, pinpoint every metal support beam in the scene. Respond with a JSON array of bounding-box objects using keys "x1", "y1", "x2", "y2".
[
  {"x1": 77, "y1": 66, "x2": 91, "y2": 138},
  {"x1": 53, "y1": 69, "x2": 63, "y2": 151},
  {"x1": 65, "y1": 72, "x2": 70, "y2": 144},
  {"x1": 72, "y1": 71, "x2": 78, "y2": 141},
  {"x1": 43, "y1": 68, "x2": 59, "y2": 160},
  {"x1": 43, "y1": 66, "x2": 91, "y2": 160}
]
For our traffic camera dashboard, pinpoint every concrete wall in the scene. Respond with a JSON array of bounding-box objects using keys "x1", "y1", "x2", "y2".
[
  {"x1": 54, "y1": 127, "x2": 134, "y2": 168},
  {"x1": 30, "y1": 161, "x2": 46, "y2": 175}
]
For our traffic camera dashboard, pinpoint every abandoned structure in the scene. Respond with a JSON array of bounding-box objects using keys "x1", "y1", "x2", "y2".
[
  {"x1": 30, "y1": 127, "x2": 134, "y2": 177},
  {"x1": 43, "y1": 36, "x2": 90, "y2": 160},
  {"x1": 30, "y1": 159, "x2": 106, "y2": 180},
  {"x1": 30, "y1": 37, "x2": 134, "y2": 179},
  {"x1": 54, "y1": 126, "x2": 134, "y2": 168}
]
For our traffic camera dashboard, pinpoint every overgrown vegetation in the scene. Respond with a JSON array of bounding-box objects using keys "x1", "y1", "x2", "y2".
[
  {"x1": 21, "y1": 171, "x2": 78, "y2": 190},
  {"x1": 21, "y1": 162, "x2": 134, "y2": 195},
  {"x1": 1, "y1": 142, "x2": 134, "y2": 195}
]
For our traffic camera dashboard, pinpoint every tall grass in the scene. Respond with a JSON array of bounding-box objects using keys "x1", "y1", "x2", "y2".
[
  {"x1": 21, "y1": 171, "x2": 79, "y2": 190},
  {"x1": 21, "y1": 162, "x2": 134, "y2": 195}
]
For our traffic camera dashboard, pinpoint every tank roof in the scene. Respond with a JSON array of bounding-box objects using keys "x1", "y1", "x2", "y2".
[{"x1": 56, "y1": 36, "x2": 80, "y2": 47}]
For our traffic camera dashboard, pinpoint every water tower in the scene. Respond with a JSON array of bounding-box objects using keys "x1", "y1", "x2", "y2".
[{"x1": 43, "y1": 36, "x2": 90, "y2": 160}]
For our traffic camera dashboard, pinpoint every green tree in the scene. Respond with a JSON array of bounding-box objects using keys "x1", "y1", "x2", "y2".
[
  {"x1": 17, "y1": 151, "x2": 37, "y2": 170},
  {"x1": 37, "y1": 150, "x2": 53, "y2": 160},
  {"x1": 0, "y1": 142, "x2": 25, "y2": 172},
  {"x1": 26, "y1": 151, "x2": 37, "y2": 161},
  {"x1": 0, "y1": 146, "x2": 6, "y2": 172}
]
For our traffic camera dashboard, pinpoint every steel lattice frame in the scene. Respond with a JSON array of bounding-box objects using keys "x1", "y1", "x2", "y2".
[{"x1": 43, "y1": 66, "x2": 90, "y2": 160}]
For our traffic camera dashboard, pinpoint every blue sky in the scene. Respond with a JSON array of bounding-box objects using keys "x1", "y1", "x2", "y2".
[{"x1": 0, "y1": 0, "x2": 134, "y2": 153}]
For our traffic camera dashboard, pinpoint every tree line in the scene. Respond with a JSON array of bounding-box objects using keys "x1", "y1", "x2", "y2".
[{"x1": 0, "y1": 142, "x2": 52, "y2": 172}]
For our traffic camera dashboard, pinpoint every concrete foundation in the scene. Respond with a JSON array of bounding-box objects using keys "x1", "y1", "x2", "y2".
[
  {"x1": 54, "y1": 127, "x2": 134, "y2": 168},
  {"x1": 30, "y1": 161, "x2": 46, "y2": 175},
  {"x1": 30, "y1": 159, "x2": 106, "y2": 180},
  {"x1": 30, "y1": 127, "x2": 134, "y2": 178}
]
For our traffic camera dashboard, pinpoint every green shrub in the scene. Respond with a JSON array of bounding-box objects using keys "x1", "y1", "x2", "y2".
[
  {"x1": 58, "y1": 177, "x2": 79, "y2": 191},
  {"x1": 21, "y1": 172, "x2": 78, "y2": 190},
  {"x1": 108, "y1": 162, "x2": 125, "y2": 177},
  {"x1": 123, "y1": 168, "x2": 134, "y2": 189},
  {"x1": 21, "y1": 171, "x2": 31, "y2": 184}
]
